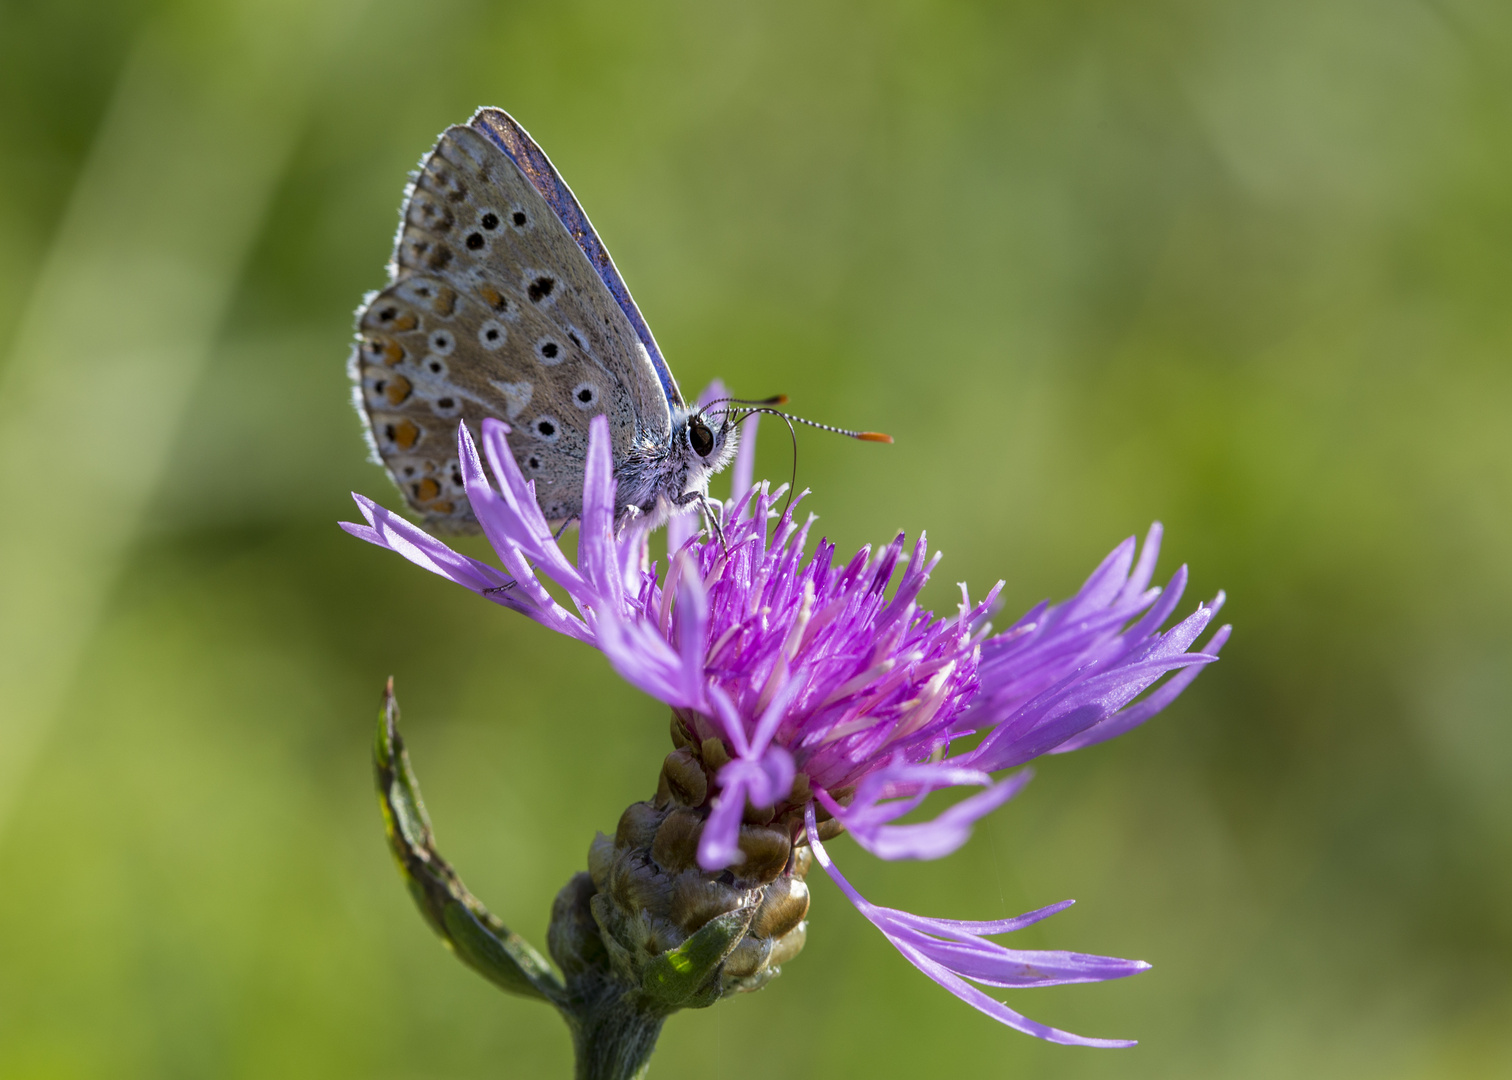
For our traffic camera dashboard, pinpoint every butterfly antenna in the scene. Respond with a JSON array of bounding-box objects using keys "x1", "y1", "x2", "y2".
[
  {"x1": 696, "y1": 394, "x2": 788, "y2": 420},
  {"x1": 730, "y1": 407, "x2": 802, "y2": 519},
  {"x1": 702, "y1": 395, "x2": 894, "y2": 442},
  {"x1": 725, "y1": 406, "x2": 893, "y2": 519},
  {"x1": 727, "y1": 406, "x2": 893, "y2": 444}
]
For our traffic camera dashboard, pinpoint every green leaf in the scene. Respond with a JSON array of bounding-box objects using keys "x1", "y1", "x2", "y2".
[
  {"x1": 639, "y1": 906, "x2": 755, "y2": 1012},
  {"x1": 374, "y1": 679, "x2": 566, "y2": 1006}
]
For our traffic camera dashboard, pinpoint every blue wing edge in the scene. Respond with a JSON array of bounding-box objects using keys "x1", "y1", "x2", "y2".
[{"x1": 469, "y1": 107, "x2": 684, "y2": 410}]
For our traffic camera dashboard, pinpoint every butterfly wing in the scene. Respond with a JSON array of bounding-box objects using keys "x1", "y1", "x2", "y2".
[
  {"x1": 352, "y1": 113, "x2": 673, "y2": 530},
  {"x1": 469, "y1": 108, "x2": 684, "y2": 412}
]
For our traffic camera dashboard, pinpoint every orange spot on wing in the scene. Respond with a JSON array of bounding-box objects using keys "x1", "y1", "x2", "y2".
[
  {"x1": 432, "y1": 286, "x2": 457, "y2": 316},
  {"x1": 413, "y1": 478, "x2": 441, "y2": 501},
  {"x1": 479, "y1": 284, "x2": 508, "y2": 312},
  {"x1": 384, "y1": 375, "x2": 413, "y2": 405},
  {"x1": 361, "y1": 306, "x2": 417, "y2": 333},
  {"x1": 392, "y1": 419, "x2": 421, "y2": 450},
  {"x1": 365, "y1": 335, "x2": 403, "y2": 366}
]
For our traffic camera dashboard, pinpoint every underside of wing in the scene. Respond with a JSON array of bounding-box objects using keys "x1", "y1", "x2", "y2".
[
  {"x1": 468, "y1": 107, "x2": 684, "y2": 409},
  {"x1": 352, "y1": 112, "x2": 677, "y2": 530},
  {"x1": 352, "y1": 275, "x2": 625, "y2": 529}
]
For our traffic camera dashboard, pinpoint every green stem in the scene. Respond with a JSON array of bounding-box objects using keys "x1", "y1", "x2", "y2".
[{"x1": 569, "y1": 993, "x2": 666, "y2": 1080}]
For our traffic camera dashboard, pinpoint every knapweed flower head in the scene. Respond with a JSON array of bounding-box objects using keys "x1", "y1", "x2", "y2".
[{"x1": 343, "y1": 407, "x2": 1229, "y2": 1047}]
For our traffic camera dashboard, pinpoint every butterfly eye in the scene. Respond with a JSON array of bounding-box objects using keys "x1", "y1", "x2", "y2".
[{"x1": 689, "y1": 418, "x2": 715, "y2": 458}]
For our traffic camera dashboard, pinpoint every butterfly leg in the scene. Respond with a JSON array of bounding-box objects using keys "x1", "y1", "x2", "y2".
[
  {"x1": 483, "y1": 516, "x2": 579, "y2": 595},
  {"x1": 674, "y1": 491, "x2": 727, "y2": 552}
]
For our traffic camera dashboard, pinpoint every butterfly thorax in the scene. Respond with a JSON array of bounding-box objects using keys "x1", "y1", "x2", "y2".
[{"x1": 616, "y1": 408, "x2": 737, "y2": 528}]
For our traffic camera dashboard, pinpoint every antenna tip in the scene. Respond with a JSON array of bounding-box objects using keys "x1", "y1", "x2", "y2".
[
  {"x1": 768, "y1": 394, "x2": 789, "y2": 405},
  {"x1": 856, "y1": 431, "x2": 894, "y2": 444}
]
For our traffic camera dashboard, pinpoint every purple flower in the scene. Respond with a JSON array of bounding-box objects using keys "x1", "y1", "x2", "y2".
[{"x1": 342, "y1": 405, "x2": 1229, "y2": 1047}]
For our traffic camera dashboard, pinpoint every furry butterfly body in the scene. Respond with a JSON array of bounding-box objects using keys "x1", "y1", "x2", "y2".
[{"x1": 350, "y1": 108, "x2": 734, "y2": 532}]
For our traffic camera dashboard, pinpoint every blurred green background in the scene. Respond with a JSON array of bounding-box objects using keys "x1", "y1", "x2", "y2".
[{"x1": 2, "y1": 0, "x2": 1510, "y2": 1076}]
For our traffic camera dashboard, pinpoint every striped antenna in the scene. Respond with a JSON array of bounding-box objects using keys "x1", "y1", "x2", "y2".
[{"x1": 700, "y1": 401, "x2": 893, "y2": 518}]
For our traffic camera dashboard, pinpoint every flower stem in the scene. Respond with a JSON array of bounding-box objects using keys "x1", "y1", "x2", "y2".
[{"x1": 569, "y1": 995, "x2": 666, "y2": 1080}]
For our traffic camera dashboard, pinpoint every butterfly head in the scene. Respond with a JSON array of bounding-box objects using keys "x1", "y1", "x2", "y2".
[
  {"x1": 671, "y1": 405, "x2": 738, "y2": 485},
  {"x1": 631, "y1": 394, "x2": 890, "y2": 529},
  {"x1": 685, "y1": 411, "x2": 730, "y2": 463}
]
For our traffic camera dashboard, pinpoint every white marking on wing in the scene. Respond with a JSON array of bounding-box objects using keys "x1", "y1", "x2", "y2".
[{"x1": 489, "y1": 379, "x2": 533, "y2": 419}]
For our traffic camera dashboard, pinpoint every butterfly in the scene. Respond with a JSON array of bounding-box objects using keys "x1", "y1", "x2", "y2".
[{"x1": 350, "y1": 107, "x2": 744, "y2": 534}]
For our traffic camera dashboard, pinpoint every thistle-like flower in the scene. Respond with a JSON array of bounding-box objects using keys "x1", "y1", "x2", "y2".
[{"x1": 345, "y1": 408, "x2": 1229, "y2": 1050}]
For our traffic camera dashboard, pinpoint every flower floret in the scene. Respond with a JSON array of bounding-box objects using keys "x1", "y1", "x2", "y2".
[{"x1": 805, "y1": 804, "x2": 1148, "y2": 1047}]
